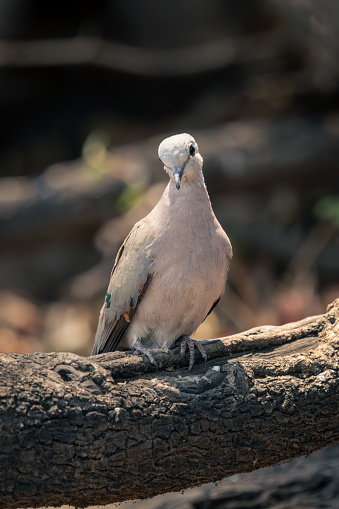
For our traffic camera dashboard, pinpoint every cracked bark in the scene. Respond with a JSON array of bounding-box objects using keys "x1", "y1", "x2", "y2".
[{"x1": 1, "y1": 300, "x2": 339, "y2": 509}]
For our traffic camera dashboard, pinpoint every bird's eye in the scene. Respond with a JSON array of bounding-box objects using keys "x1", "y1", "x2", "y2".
[{"x1": 189, "y1": 144, "x2": 195, "y2": 157}]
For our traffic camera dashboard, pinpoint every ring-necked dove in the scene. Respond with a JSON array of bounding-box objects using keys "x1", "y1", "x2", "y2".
[{"x1": 92, "y1": 133, "x2": 232, "y2": 370}]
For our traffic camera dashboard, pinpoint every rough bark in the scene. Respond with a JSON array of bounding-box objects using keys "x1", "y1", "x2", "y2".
[{"x1": 1, "y1": 299, "x2": 339, "y2": 509}]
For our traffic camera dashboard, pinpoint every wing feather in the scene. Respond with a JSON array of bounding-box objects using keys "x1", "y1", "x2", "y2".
[{"x1": 91, "y1": 221, "x2": 153, "y2": 355}]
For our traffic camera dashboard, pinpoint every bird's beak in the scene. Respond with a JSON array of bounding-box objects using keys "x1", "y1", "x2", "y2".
[{"x1": 173, "y1": 164, "x2": 186, "y2": 190}]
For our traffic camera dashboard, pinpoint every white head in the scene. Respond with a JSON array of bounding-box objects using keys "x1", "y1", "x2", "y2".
[{"x1": 158, "y1": 133, "x2": 203, "y2": 189}]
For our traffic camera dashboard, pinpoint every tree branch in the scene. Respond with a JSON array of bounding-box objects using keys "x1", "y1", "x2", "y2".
[
  {"x1": 1, "y1": 299, "x2": 339, "y2": 508},
  {"x1": 0, "y1": 34, "x2": 287, "y2": 76}
]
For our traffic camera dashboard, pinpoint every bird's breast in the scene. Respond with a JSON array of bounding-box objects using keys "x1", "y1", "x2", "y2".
[
  {"x1": 149, "y1": 206, "x2": 229, "y2": 300},
  {"x1": 126, "y1": 183, "x2": 231, "y2": 347}
]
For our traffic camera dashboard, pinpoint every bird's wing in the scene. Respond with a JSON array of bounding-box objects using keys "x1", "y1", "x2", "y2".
[
  {"x1": 91, "y1": 220, "x2": 153, "y2": 355},
  {"x1": 203, "y1": 297, "x2": 221, "y2": 322}
]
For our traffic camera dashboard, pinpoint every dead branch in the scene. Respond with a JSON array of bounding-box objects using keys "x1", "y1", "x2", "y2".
[{"x1": 1, "y1": 299, "x2": 339, "y2": 508}]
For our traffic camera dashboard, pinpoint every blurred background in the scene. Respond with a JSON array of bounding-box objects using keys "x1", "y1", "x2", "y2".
[{"x1": 0, "y1": 0, "x2": 339, "y2": 507}]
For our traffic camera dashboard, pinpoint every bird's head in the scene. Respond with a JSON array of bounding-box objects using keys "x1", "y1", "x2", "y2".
[{"x1": 158, "y1": 133, "x2": 203, "y2": 190}]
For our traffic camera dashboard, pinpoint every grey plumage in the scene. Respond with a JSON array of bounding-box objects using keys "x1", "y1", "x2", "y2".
[{"x1": 92, "y1": 133, "x2": 232, "y2": 369}]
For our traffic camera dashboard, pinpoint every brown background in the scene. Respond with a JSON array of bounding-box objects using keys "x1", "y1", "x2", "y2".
[{"x1": 0, "y1": 1, "x2": 338, "y2": 507}]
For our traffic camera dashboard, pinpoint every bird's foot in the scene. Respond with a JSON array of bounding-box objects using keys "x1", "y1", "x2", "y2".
[
  {"x1": 176, "y1": 336, "x2": 208, "y2": 371},
  {"x1": 133, "y1": 339, "x2": 172, "y2": 368}
]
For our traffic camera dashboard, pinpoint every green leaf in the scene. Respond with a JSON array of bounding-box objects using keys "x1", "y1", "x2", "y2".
[{"x1": 314, "y1": 195, "x2": 339, "y2": 227}]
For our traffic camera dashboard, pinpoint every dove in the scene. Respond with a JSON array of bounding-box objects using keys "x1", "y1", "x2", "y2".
[{"x1": 92, "y1": 133, "x2": 232, "y2": 370}]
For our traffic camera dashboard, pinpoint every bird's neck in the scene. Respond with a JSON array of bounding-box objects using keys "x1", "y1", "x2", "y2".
[
  {"x1": 167, "y1": 174, "x2": 210, "y2": 205},
  {"x1": 148, "y1": 174, "x2": 214, "y2": 231}
]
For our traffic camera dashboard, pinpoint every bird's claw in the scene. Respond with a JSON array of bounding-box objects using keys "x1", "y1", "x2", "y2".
[
  {"x1": 133, "y1": 340, "x2": 172, "y2": 368},
  {"x1": 177, "y1": 336, "x2": 208, "y2": 371}
]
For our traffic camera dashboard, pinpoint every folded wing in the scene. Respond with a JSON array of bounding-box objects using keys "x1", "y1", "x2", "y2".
[{"x1": 91, "y1": 221, "x2": 153, "y2": 354}]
